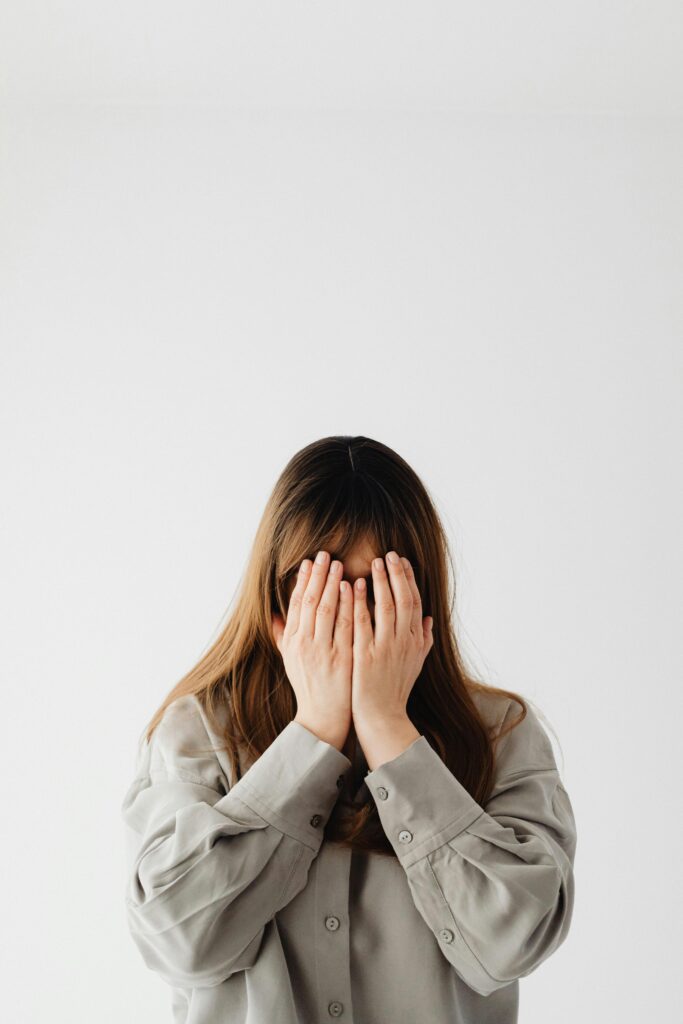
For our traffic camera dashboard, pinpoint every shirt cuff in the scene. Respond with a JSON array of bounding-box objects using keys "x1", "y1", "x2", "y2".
[
  {"x1": 364, "y1": 734, "x2": 484, "y2": 867},
  {"x1": 230, "y1": 720, "x2": 353, "y2": 850}
]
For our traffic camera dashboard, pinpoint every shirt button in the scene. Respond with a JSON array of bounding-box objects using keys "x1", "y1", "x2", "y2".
[
  {"x1": 336, "y1": 774, "x2": 344, "y2": 789},
  {"x1": 325, "y1": 915, "x2": 340, "y2": 931},
  {"x1": 398, "y1": 829, "x2": 413, "y2": 843},
  {"x1": 439, "y1": 928, "x2": 454, "y2": 943},
  {"x1": 376, "y1": 786, "x2": 388, "y2": 800},
  {"x1": 328, "y1": 1001, "x2": 344, "y2": 1016},
  {"x1": 310, "y1": 814, "x2": 322, "y2": 827}
]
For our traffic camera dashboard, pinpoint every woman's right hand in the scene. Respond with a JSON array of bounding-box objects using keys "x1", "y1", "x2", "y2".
[{"x1": 271, "y1": 550, "x2": 353, "y2": 751}]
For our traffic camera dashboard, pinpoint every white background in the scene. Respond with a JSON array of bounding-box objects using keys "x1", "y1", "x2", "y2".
[{"x1": 1, "y1": 4, "x2": 681, "y2": 1021}]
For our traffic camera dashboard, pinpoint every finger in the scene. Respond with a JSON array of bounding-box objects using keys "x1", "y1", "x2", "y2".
[
  {"x1": 314, "y1": 559, "x2": 342, "y2": 644},
  {"x1": 400, "y1": 556, "x2": 423, "y2": 635},
  {"x1": 384, "y1": 551, "x2": 414, "y2": 636},
  {"x1": 333, "y1": 578, "x2": 354, "y2": 650},
  {"x1": 299, "y1": 550, "x2": 330, "y2": 638},
  {"x1": 353, "y1": 576, "x2": 374, "y2": 649},
  {"x1": 422, "y1": 615, "x2": 434, "y2": 652},
  {"x1": 371, "y1": 555, "x2": 395, "y2": 644},
  {"x1": 284, "y1": 559, "x2": 312, "y2": 636}
]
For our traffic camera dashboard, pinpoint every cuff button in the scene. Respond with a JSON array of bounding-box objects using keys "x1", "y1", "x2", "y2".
[
  {"x1": 439, "y1": 928, "x2": 454, "y2": 943},
  {"x1": 310, "y1": 814, "x2": 322, "y2": 827},
  {"x1": 377, "y1": 786, "x2": 388, "y2": 800},
  {"x1": 398, "y1": 829, "x2": 413, "y2": 843}
]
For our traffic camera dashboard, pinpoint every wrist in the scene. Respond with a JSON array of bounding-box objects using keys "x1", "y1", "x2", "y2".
[
  {"x1": 353, "y1": 708, "x2": 411, "y2": 733},
  {"x1": 353, "y1": 712, "x2": 421, "y2": 772},
  {"x1": 293, "y1": 714, "x2": 349, "y2": 752}
]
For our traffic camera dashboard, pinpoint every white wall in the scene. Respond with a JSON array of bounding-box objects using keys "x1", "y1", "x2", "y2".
[{"x1": 1, "y1": 5, "x2": 681, "y2": 1022}]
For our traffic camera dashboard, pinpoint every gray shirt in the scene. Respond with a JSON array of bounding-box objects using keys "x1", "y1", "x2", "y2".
[{"x1": 120, "y1": 688, "x2": 576, "y2": 1023}]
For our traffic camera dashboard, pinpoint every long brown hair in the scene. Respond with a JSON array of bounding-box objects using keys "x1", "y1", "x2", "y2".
[{"x1": 142, "y1": 435, "x2": 527, "y2": 857}]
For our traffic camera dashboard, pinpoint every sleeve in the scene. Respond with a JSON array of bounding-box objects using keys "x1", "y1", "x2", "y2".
[
  {"x1": 363, "y1": 701, "x2": 577, "y2": 997},
  {"x1": 120, "y1": 696, "x2": 352, "y2": 989}
]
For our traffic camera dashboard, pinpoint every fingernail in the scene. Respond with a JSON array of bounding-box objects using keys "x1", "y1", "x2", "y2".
[
  {"x1": 373, "y1": 557, "x2": 384, "y2": 571},
  {"x1": 315, "y1": 550, "x2": 326, "y2": 564},
  {"x1": 387, "y1": 551, "x2": 399, "y2": 564}
]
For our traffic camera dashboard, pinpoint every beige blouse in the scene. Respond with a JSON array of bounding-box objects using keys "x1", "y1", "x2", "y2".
[{"x1": 120, "y1": 688, "x2": 577, "y2": 1024}]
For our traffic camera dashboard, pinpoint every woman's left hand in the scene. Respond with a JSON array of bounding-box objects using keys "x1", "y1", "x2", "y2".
[{"x1": 351, "y1": 551, "x2": 434, "y2": 727}]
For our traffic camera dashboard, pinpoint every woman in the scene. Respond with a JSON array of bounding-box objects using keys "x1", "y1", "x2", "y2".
[{"x1": 120, "y1": 435, "x2": 577, "y2": 1024}]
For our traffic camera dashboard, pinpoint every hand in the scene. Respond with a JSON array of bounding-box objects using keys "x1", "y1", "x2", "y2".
[
  {"x1": 271, "y1": 550, "x2": 353, "y2": 751},
  {"x1": 351, "y1": 551, "x2": 434, "y2": 730}
]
